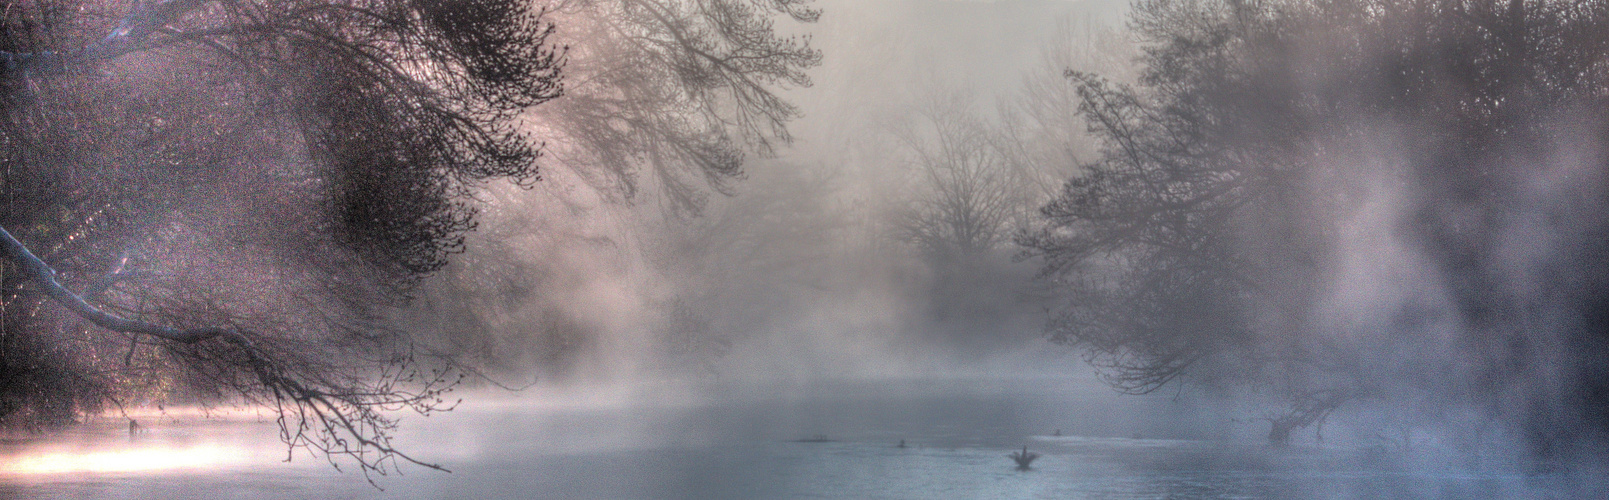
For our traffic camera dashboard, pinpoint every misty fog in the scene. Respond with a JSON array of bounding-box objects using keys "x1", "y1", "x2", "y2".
[
  {"x1": 405, "y1": 0, "x2": 1132, "y2": 385},
  {"x1": 3, "y1": 0, "x2": 1608, "y2": 498}
]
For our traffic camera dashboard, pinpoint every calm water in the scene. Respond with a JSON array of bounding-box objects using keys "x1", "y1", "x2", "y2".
[{"x1": 0, "y1": 378, "x2": 1565, "y2": 499}]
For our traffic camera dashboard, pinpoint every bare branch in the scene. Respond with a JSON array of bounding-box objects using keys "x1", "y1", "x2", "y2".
[{"x1": 1, "y1": 226, "x2": 230, "y2": 344}]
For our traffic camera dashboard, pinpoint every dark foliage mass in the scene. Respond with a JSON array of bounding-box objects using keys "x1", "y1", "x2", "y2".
[
  {"x1": 1023, "y1": 0, "x2": 1609, "y2": 457},
  {"x1": 0, "y1": 0, "x2": 560, "y2": 476}
]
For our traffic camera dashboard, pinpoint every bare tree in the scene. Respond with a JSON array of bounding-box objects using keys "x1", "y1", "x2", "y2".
[
  {"x1": 890, "y1": 19, "x2": 1135, "y2": 273},
  {"x1": 878, "y1": 91, "x2": 1054, "y2": 353},
  {"x1": 0, "y1": 0, "x2": 561, "y2": 478},
  {"x1": 995, "y1": 18, "x2": 1135, "y2": 203},
  {"x1": 891, "y1": 93, "x2": 1023, "y2": 265},
  {"x1": 530, "y1": 0, "x2": 821, "y2": 214}
]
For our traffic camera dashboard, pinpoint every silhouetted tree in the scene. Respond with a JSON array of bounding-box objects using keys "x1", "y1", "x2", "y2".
[
  {"x1": 892, "y1": 93, "x2": 1023, "y2": 265},
  {"x1": 0, "y1": 0, "x2": 561, "y2": 477},
  {"x1": 1023, "y1": 0, "x2": 1609, "y2": 454}
]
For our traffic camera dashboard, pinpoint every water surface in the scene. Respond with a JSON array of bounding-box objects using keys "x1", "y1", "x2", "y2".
[{"x1": 0, "y1": 378, "x2": 1558, "y2": 499}]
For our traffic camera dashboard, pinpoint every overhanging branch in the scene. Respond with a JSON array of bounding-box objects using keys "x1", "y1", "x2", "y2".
[
  {"x1": 0, "y1": 223, "x2": 450, "y2": 476},
  {"x1": 0, "y1": 224, "x2": 244, "y2": 345}
]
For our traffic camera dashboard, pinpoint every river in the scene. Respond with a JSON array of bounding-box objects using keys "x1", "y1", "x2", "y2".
[{"x1": 0, "y1": 377, "x2": 1559, "y2": 499}]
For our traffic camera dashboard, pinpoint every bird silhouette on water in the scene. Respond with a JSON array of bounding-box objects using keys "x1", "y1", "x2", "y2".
[{"x1": 1008, "y1": 446, "x2": 1040, "y2": 470}]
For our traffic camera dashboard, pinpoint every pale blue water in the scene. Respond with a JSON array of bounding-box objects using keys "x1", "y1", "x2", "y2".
[{"x1": 0, "y1": 379, "x2": 1565, "y2": 499}]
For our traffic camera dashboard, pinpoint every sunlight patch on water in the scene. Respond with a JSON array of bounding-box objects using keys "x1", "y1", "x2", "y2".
[{"x1": 3, "y1": 443, "x2": 249, "y2": 475}]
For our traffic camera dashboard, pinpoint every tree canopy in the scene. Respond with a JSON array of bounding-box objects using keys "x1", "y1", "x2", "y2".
[
  {"x1": 1023, "y1": 0, "x2": 1609, "y2": 453},
  {"x1": 0, "y1": 0, "x2": 561, "y2": 477}
]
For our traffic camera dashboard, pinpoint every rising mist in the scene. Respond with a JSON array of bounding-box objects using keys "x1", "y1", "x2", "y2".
[{"x1": 5, "y1": 0, "x2": 1609, "y2": 498}]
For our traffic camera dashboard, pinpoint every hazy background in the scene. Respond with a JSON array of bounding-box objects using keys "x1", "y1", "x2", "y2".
[
  {"x1": 5, "y1": 1, "x2": 1604, "y2": 497},
  {"x1": 398, "y1": 0, "x2": 1134, "y2": 391}
]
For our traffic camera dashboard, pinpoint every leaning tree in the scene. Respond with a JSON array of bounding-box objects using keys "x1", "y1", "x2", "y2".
[
  {"x1": 0, "y1": 0, "x2": 561, "y2": 477},
  {"x1": 1023, "y1": 0, "x2": 1609, "y2": 454}
]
